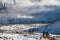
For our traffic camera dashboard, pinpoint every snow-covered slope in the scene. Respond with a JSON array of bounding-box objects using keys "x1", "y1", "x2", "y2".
[{"x1": 0, "y1": 24, "x2": 48, "y2": 31}]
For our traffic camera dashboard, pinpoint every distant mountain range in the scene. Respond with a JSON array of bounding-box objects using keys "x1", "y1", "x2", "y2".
[{"x1": 0, "y1": 0, "x2": 60, "y2": 24}]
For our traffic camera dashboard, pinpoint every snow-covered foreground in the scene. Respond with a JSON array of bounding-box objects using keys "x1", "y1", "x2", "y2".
[
  {"x1": 0, "y1": 32, "x2": 60, "y2": 40},
  {"x1": 0, "y1": 33, "x2": 42, "y2": 40},
  {"x1": 0, "y1": 24, "x2": 48, "y2": 40},
  {"x1": 0, "y1": 24, "x2": 60, "y2": 40}
]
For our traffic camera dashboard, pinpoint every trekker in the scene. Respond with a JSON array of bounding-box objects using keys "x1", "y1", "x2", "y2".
[{"x1": 43, "y1": 31, "x2": 46, "y2": 37}]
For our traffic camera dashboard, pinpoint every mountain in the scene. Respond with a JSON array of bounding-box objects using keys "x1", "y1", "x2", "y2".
[{"x1": 0, "y1": 0, "x2": 60, "y2": 24}]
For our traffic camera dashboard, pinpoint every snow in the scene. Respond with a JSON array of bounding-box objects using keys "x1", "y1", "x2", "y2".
[
  {"x1": 0, "y1": 33, "x2": 48, "y2": 40},
  {"x1": 0, "y1": 32, "x2": 60, "y2": 40},
  {"x1": 0, "y1": 23, "x2": 56, "y2": 40},
  {"x1": 0, "y1": 24, "x2": 48, "y2": 31},
  {"x1": 17, "y1": 15, "x2": 34, "y2": 18},
  {"x1": 0, "y1": 24, "x2": 60, "y2": 40}
]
